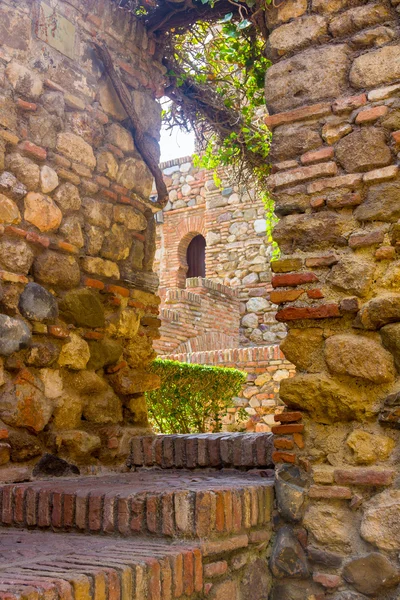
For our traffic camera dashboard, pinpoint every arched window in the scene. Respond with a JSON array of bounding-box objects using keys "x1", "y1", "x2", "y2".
[{"x1": 186, "y1": 234, "x2": 206, "y2": 278}]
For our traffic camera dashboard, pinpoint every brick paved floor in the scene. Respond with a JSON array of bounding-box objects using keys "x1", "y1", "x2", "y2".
[
  {"x1": 0, "y1": 470, "x2": 274, "y2": 539},
  {"x1": 0, "y1": 528, "x2": 203, "y2": 600}
]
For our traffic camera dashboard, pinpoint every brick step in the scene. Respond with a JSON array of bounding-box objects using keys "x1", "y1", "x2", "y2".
[
  {"x1": 0, "y1": 470, "x2": 274, "y2": 540},
  {"x1": 0, "y1": 528, "x2": 203, "y2": 600},
  {"x1": 130, "y1": 432, "x2": 274, "y2": 470}
]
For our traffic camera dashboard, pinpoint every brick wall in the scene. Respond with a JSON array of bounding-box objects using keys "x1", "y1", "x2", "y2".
[
  {"x1": 264, "y1": 1, "x2": 400, "y2": 598},
  {"x1": 155, "y1": 157, "x2": 286, "y2": 347},
  {"x1": 0, "y1": 0, "x2": 165, "y2": 475}
]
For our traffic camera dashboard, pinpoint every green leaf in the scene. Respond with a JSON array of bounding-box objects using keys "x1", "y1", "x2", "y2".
[
  {"x1": 237, "y1": 19, "x2": 251, "y2": 29},
  {"x1": 219, "y1": 11, "x2": 233, "y2": 22}
]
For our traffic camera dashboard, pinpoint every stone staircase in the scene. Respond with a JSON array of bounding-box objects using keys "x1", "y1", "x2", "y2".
[{"x1": 0, "y1": 433, "x2": 275, "y2": 600}]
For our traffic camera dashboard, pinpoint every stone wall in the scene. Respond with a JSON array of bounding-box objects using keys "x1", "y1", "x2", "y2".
[
  {"x1": 0, "y1": 0, "x2": 165, "y2": 475},
  {"x1": 166, "y1": 345, "x2": 295, "y2": 432},
  {"x1": 265, "y1": 1, "x2": 400, "y2": 598},
  {"x1": 156, "y1": 157, "x2": 286, "y2": 347}
]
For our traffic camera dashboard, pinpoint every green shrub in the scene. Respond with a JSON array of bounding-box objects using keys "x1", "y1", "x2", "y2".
[{"x1": 145, "y1": 358, "x2": 247, "y2": 434}]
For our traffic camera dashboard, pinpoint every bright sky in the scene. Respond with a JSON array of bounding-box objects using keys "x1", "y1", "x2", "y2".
[{"x1": 160, "y1": 123, "x2": 195, "y2": 163}]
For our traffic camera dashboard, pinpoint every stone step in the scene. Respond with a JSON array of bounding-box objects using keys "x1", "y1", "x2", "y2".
[
  {"x1": 0, "y1": 528, "x2": 203, "y2": 600},
  {"x1": 0, "y1": 470, "x2": 274, "y2": 540},
  {"x1": 129, "y1": 432, "x2": 274, "y2": 470}
]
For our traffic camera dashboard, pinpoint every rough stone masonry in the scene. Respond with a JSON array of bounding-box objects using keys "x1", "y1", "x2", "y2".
[
  {"x1": 0, "y1": 0, "x2": 165, "y2": 474},
  {"x1": 265, "y1": 0, "x2": 400, "y2": 598}
]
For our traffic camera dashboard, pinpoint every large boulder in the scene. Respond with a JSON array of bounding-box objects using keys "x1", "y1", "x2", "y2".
[
  {"x1": 60, "y1": 289, "x2": 105, "y2": 328},
  {"x1": 346, "y1": 430, "x2": 395, "y2": 465},
  {"x1": 279, "y1": 373, "x2": 381, "y2": 423},
  {"x1": 358, "y1": 294, "x2": 400, "y2": 329},
  {"x1": 19, "y1": 283, "x2": 58, "y2": 322},
  {"x1": 280, "y1": 328, "x2": 324, "y2": 372},
  {"x1": 350, "y1": 44, "x2": 400, "y2": 88},
  {"x1": 304, "y1": 502, "x2": 356, "y2": 552},
  {"x1": 273, "y1": 212, "x2": 348, "y2": 253},
  {"x1": 327, "y1": 257, "x2": 375, "y2": 298},
  {"x1": 355, "y1": 180, "x2": 400, "y2": 222},
  {"x1": 343, "y1": 553, "x2": 400, "y2": 596},
  {"x1": 33, "y1": 251, "x2": 80, "y2": 289},
  {"x1": 265, "y1": 45, "x2": 349, "y2": 113},
  {"x1": 360, "y1": 489, "x2": 400, "y2": 551},
  {"x1": 0, "y1": 370, "x2": 53, "y2": 432},
  {"x1": 0, "y1": 315, "x2": 31, "y2": 356},
  {"x1": 336, "y1": 128, "x2": 391, "y2": 173},
  {"x1": 324, "y1": 334, "x2": 395, "y2": 383}
]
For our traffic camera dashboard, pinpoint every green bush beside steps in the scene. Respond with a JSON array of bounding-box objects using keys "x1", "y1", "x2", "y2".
[{"x1": 146, "y1": 358, "x2": 247, "y2": 434}]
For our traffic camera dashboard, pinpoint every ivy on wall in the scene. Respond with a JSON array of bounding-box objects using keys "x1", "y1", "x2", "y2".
[{"x1": 146, "y1": 358, "x2": 247, "y2": 433}]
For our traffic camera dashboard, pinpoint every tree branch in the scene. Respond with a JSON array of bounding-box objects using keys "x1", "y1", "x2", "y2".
[{"x1": 93, "y1": 41, "x2": 169, "y2": 210}]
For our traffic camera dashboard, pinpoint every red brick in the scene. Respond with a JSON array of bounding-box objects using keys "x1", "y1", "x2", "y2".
[
  {"x1": 375, "y1": 246, "x2": 396, "y2": 260},
  {"x1": 332, "y1": 93, "x2": 367, "y2": 114},
  {"x1": 57, "y1": 240, "x2": 78, "y2": 254},
  {"x1": 265, "y1": 102, "x2": 331, "y2": 129},
  {"x1": 171, "y1": 553, "x2": 184, "y2": 598},
  {"x1": 310, "y1": 196, "x2": 325, "y2": 208},
  {"x1": 204, "y1": 561, "x2": 228, "y2": 578},
  {"x1": 130, "y1": 494, "x2": 145, "y2": 533},
  {"x1": 0, "y1": 429, "x2": 8, "y2": 440},
  {"x1": 4, "y1": 225, "x2": 27, "y2": 238},
  {"x1": 355, "y1": 105, "x2": 388, "y2": 124},
  {"x1": 193, "y1": 548, "x2": 203, "y2": 593},
  {"x1": 301, "y1": 147, "x2": 334, "y2": 165},
  {"x1": 307, "y1": 173, "x2": 362, "y2": 194},
  {"x1": 13, "y1": 486, "x2": 25, "y2": 525},
  {"x1": 313, "y1": 573, "x2": 341, "y2": 588},
  {"x1": 48, "y1": 325, "x2": 70, "y2": 339},
  {"x1": 19, "y1": 141, "x2": 47, "y2": 161},
  {"x1": 16, "y1": 98, "x2": 37, "y2": 111},
  {"x1": 274, "y1": 411, "x2": 303, "y2": 423},
  {"x1": 161, "y1": 492, "x2": 175, "y2": 536},
  {"x1": 326, "y1": 191, "x2": 363, "y2": 209},
  {"x1": 146, "y1": 494, "x2": 159, "y2": 533},
  {"x1": 307, "y1": 289, "x2": 324, "y2": 299},
  {"x1": 268, "y1": 161, "x2": 337, "y2": 190},
  {"x1": 270, "y1": 290, "x2": 305, "y2": 304},
  {"x1": 276, "y1": 303, "x2": 340, "y2": 321},
  {"x1": 339, "y1": 297, "x2": 360, "y2": 312},
  {"x1": 271, "y1": 424, "x2": 304, "y2": 435},
  {"x1": 334, "y1": 468, "x2": 395, "y2": 486},
  {"x1": 272, "y1": 451, "x2": 296, "y2": 464},
  {"x1": 63, "y1": 493, "x2": 75, "y2": 528},
  {"x1": 392, "y1": 130, "x2": 400, "y2": 144},
  {"x1": 38, "y1": 490, "x2": 51, "y2": 527},
  {"x1": 273, "y1": 438, "x2": 294, "y2": 450},
  {"x1": 215, "y1": 491, "x2": 225, "y2": 533},
  {"x1": 183, "y1": 551, "x2": 194, "y2": 596},
  {"x1": 88, "y1": 494, "x2": 102, "y2": 531},
  {"x1": 349, "y1": 229, "x2": 385, "y2": 248},
  {"x1": 111, "y1": 184, "x2": 130, "y2": 196},
  {"x1": 105, "y1": 284, "x2": 130, "y2": 297},
  {"x1": 26, "y1": 231, "x2": 50, "y2": 247},
  {"x1": 75, "y1": 493, "x2": 87, "y2": 530},
  {"x1": 272, "y1": 272, "x2": 318, "y2": 288},
  {"x1": 117, "y1": 497, "x2": 131, "y2": 535},
  {"x1": 293, "y1": 433, "x2": 304, "y2": 448},
  {"x1": 305, "y1": 255, "x2": 338, "y2": 268},
  {"x1": 105, "y1": 361, "x2": 127, "y2": 374},
  {"x1": 51, "y1": 491, "x2": 63, "y2": 528},
  {"x1": 82, "y1": 330, "x2": 104, "y2": 340},
  {"x1": 309, "y1": 485, "x2": 352, "y2": 499},
  {"x1": 102, "y1": 189, "x2": 118, "y2": 202}
]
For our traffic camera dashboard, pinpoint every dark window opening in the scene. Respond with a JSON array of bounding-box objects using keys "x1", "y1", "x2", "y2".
[{"x1": 186, "y1": 235, "x2": 206, "y2": 278}]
